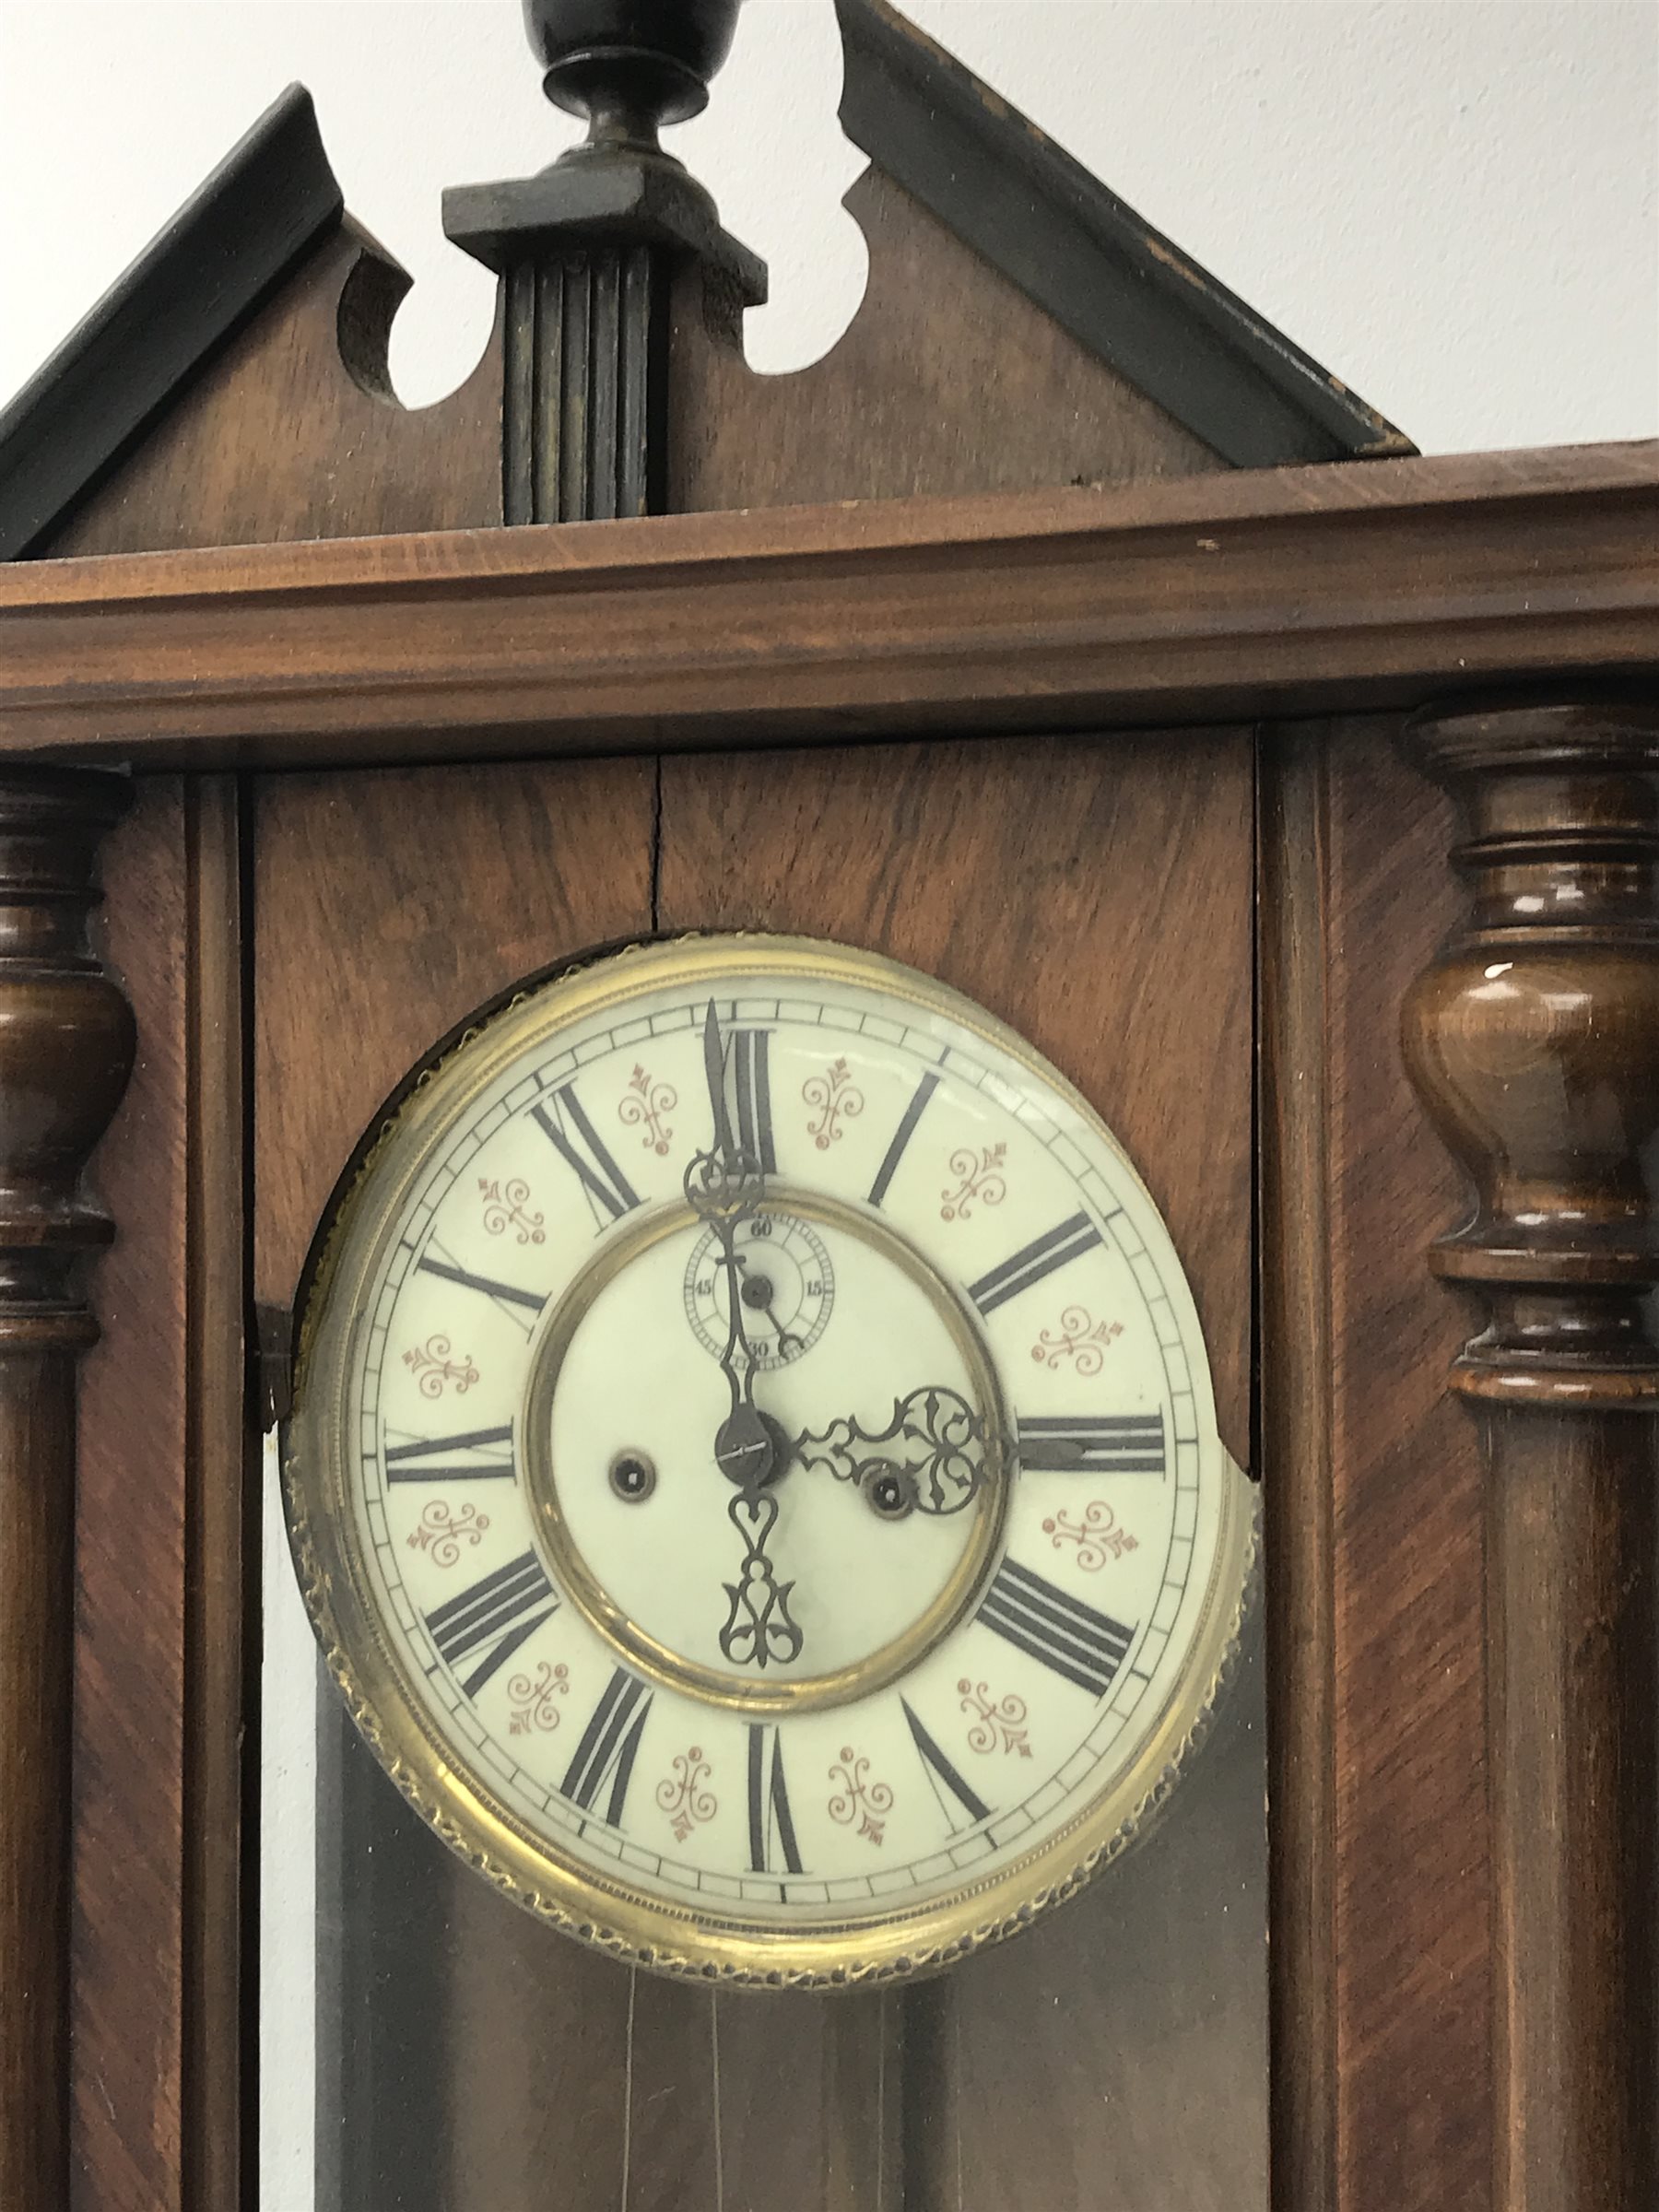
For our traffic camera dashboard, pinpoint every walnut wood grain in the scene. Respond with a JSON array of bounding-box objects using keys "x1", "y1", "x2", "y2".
[
  {"x1": 617, "y1": 1980, "x2": 721, "y2": 2212},
  {"x1": 912, "y1": 1631, "x2": 1268, "y2": 2211},
  {"x1": 1400, "y1": 700, "x2": 1659, "y2": 2212},
  {"x1": 0, "y1": 86, "x2": 344, "y2": 563},
  {"x1": 1259, "y1": 728, "x2": 1495, "y2": 2207},
  {"x1": 253, "y1": 756, "x2": 655, "y2": 1306},
  {"x1": 1258, "y1": 725, "x2": 1339, "y2": 2210},
  {"x1": 712, "y1": 1987, "x2": 903, "y2": 2211},
  {"x1": 254, "y1": 755, "x2": 655, "y2": 2206},
  {"x1": 71, "y1": 781, "x2": 189, "y2": 2212},
  {"x1": 1, "y1": 442, "x2": 1653, "y2": 771},
  {"x1": 0, "y1": 771, "x2": 135, "y2": 2212},
  {"x1": 1327, "y1": 721, "x2": 1495, "y2": 2194},
  {"x1": 42, "y1": 226, "x2": 502, "y2": 559},
  {"x1": 668, "y1": 170, "x2": 1218, "y2": 513},
  {"x1": 829, "y1": 0, "x2": 1406, "y2": 470},
  {"x1": 181, "y1": 777, "x2": 249, "y2": 2212},
  {"x1": 434, "y1": 1844, "x2": 633, "y2": 2209},
  {"x1": 658, "y1": 728, "x2": 1255, "y2": 2202},
  {"x1": 1, "y1": 1362, "x2": 81, "y2": 2198},
  {"x1": 657, "y1": 732, "x2": 1252, "y2": 1461}
]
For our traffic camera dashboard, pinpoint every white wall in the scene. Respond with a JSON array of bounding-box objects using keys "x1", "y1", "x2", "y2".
[{"x1": 1, "y1": 0, "x2": 1655, "y2": 458}]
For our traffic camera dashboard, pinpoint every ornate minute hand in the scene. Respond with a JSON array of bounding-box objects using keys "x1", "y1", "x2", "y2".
[
  {"x1": 683, "y1": 1003, "x2": 802, "y2": 1667},
  {"x1": 794, "y1": 1386, "x2": 991, "y2": 1516}
]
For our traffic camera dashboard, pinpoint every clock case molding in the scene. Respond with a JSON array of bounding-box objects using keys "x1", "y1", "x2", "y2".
[{"x1": 0, "y1": 3, "x2": 1654, "y2": 2208}]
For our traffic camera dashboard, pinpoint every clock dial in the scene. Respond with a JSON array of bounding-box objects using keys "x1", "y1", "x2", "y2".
[{"x1": 286, "y1": 935, "x2": 1253, "y2": 1984}]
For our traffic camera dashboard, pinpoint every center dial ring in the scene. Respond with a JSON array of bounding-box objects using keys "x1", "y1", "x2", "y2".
[{"x1": 524, "y1": 1188, "x2": 1011, "y2": 1715}]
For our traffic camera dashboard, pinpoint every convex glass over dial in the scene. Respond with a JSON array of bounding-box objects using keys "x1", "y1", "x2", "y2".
[{"x1": 286, "y1": 936, "x2": 1252, "y2": 1984}]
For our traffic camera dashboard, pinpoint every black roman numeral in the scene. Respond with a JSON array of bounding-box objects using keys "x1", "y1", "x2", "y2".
[
  {"x1": 561, "y1": 1668, "x2": 653, "y2": 1826},
  {"x1": 968, "y1": 1212, "x2": 1104, "y2": 1317},
  {"x1": 1017, "y1": 1413, "x2": 1166, "y2": 1475},
  {"x1": 383, "y1": 1424, "x2": 517, "y2": 1482},
  {"x1": 980, "y1": 1559, "x2": 1134, "y2": 1699},
  {"x1": 727, "y1": 1029, "x2": 775, "y2": 1175},
  {"x1": 747, "y1": 1723, "x2": 803, "y2": 1876},
  {"x1": 901, "y1": 1698, "x2": 991, "y2": 1830},
  {"x1": 417, "y1": 1247, "x2": 547, "y2": 1324},
  {"x1": 532, "y1": 1083, "x2": 642, "y2": 1225},
  {"x1": 867, "y1": 1069, "x2": 941, "y2": 1206},
  {"x1": 425, "y1": 1551, "x2": 558, "y2": 1697}
]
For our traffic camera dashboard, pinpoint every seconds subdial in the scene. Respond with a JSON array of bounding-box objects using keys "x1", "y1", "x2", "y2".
[{"x1": 685, "y1": 1211, "x2": 835, "y2": 1371}]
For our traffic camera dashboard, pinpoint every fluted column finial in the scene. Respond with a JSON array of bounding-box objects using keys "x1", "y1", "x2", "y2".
[{"x1": 445, "y1": 0, "x2": 761, "y2": 526}]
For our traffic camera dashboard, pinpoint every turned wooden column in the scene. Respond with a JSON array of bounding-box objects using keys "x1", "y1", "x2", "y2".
[
  {"x1": 1401, "y1": 700, "x2": 1659, "y2": 2212},
  {"x1": 0, "y1": 771, "x2": 134, "y2": 2207}
]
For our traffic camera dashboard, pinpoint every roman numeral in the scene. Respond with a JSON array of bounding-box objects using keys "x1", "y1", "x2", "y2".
[
  {"x1": 383, "y1": 1424, "x2": 517, "y2": 1482},
  {"x1": 747, "y1": 1723, "x2": 803, "y2": 1876},
  {"x1": 425, "y1": 1551, "x2": 558, "y2": 1697},
  {"x1": 980, "y1": 1559, "x2": 1134, "y2": 1699},
  {"x1": 867, "y1": 1069, "x2": 941, "y2": 1206},
  {"x1": 1017, "y1": 1414, "x2": 1166, "y2": 1475},
  {"x1": 901, "y1": 1698, "x2": 991, "y2": 1830},
  {"x1": 561, "y1": 1668, "x2": 653, "y2": 1826},
  {"x1": 727, "y1": 1029, "x2": 775, "y2": 1175},
  {"x1": 417, "y1": 1246, "x2": 546, "y2": 1325},
  {"x1": 532, "y1": 1083, "x2": 641, "y2": 1225},
  {"x1": 968, "y1": 1212, "x2": 1104, "y2": 1318}
]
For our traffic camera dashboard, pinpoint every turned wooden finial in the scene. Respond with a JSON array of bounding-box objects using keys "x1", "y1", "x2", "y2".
[
  {"x1": 524, "y1": 0, "x2": 744, "y2": 143},
  {"x1": 1400, "y1": 697, "x2": 1659, "y2": 2212}
]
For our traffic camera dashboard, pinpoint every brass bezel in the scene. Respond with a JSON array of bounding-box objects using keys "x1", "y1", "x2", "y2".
[{"x1": 285, "y1": 933, "x2": 1254, "y2": 1989}]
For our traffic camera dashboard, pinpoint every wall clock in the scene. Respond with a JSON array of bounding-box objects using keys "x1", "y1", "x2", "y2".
[
  {"x1": 1, "y1": 0, "x2": 1653, "y2": 2204},
  {"x1": 286, "y1": 935, "x2": 1253, "y2": 1983}
]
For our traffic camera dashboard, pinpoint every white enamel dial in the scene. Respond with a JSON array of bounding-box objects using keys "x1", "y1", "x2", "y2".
[{"x1": 286, "y1": 935, "x2": 1251, "y2": 1984}]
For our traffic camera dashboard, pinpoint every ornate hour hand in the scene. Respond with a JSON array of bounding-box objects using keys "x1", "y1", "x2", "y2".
[
  {"x1": 794, "y1": 1386, "x2": 992, "y2": 1516},
  {"x1": 718, "y1": 1485, "x2": 804, "y2": 1670}
]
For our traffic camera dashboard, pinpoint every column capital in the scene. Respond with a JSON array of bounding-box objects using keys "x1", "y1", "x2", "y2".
[{"x1": 1403, "y1": 697, "x2": 1659, "y2": 1406}]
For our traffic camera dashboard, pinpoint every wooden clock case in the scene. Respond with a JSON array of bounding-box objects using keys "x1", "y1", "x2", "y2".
[{"x1": 0, "y1": 4, "x2": 1655, "y2": 2208}]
